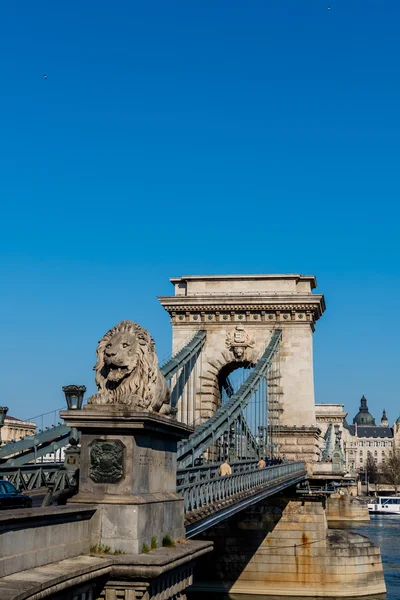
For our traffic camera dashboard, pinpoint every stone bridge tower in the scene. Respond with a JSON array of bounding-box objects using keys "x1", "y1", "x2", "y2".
[{"x1": 159, "y1": 274, "x2": 325, "y2": 462}]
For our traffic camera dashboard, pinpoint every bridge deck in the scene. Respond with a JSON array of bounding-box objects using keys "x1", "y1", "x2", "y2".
[{"x1": 178, "y1": 461, "x2": 306, "y2": 537}]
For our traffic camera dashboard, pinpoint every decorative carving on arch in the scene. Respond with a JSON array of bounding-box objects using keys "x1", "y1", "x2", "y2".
[{"x1": 225, "y1": 326, "x2": 255, "y2": 361}]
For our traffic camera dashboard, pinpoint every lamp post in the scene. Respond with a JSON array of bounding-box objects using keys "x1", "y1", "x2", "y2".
[
  {"x1": 0, "y1": 406, "x2": 8, "y2": 445},
  {"x1": 62, "y1": 385, "x2": 86, "y2": 488}
]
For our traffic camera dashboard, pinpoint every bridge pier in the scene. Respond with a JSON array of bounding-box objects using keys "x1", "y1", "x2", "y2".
[
  {"x1": 326, "y1": 494, "x2": 370, "y2": 523},
  {"x1": 190, "y1": 496, "x2": 385, "y2": 597}
]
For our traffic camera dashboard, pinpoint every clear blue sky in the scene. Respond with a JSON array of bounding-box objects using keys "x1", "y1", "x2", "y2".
[{"x1": 1, "y1": 1, "x2": 399, "y2": 424}]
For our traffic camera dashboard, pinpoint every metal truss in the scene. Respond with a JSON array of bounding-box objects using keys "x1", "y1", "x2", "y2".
[
  {"x1": 160, "y1": 330, "x2": 206, "y2": 380},
  {"x1": 0, "y1": 463, "x2": 72, "y2": 493},
  {"x1": 161, "y1": 330, "x2": 206, "y2": 423},
  {"x1": 224, "y1": 377, "x2": 259, "y2": 458},
  {"x1": 0, "y1": 424, "x2": 71, "y2": 467},
  {"x1": 177, "y1": 330, "x2": 282, "y2": 469}
]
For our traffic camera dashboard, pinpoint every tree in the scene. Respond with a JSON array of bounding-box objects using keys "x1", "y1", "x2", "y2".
[
  {"x1": 366, "y1": 453, "x2": 379, "y2": 485},
  {"x1": 381, "y1": 449, "x2": 400, "y2": 494}
]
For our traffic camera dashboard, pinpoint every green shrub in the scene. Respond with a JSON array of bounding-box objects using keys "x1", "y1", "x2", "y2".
[
  {"x1": 141, "y1": 543, "x2": 150, "y2": 554},
  {"x1": 162, "y1": 535, "x2": 175, "y2": 548},
  {"x1": 151, "y1": 536, "x2": 157, "y2": 550}
]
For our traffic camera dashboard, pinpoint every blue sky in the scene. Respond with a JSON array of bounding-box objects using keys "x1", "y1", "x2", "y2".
[{"x1": 1, "y1": 1, "x2": 399, "y2": 424}]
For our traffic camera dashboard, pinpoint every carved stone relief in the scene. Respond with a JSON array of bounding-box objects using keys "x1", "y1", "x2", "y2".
[
  {"x1": 225, "y1": 326, "x2": 255, "y2": 360},
  {"x1": 90, "y1": 440, "x2": 125, "y2": 484}
]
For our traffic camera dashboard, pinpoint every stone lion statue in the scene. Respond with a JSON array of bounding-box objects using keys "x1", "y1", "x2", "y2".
[{"x1": 87, "y1": 320, "x2": 171, "y2": 413}]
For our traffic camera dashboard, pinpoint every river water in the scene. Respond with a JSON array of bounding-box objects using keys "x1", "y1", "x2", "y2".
[
  {"x1": 188, "y1": 515, "x2": 400, "y2": 600},
  {"x1": 351, "y1": 514, "x2": 400, "y2": 600}
]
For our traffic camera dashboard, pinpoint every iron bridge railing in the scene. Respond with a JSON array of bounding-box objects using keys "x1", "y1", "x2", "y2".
[
  {"x1": 0, "y1": 463, "x2": 71, "y2": 492},
  {"x1": 177, "y1": 460, "x2": 306, "y2": 515}
]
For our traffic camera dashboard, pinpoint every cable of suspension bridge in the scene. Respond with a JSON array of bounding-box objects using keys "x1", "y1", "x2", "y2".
[{"x1": 177, "y1": 329, "x2": 282, "y2": 469}]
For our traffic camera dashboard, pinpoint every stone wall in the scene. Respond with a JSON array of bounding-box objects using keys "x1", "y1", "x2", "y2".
[
  {"x1": 277, "y1": 426, "x2": 321, "y2": 465},
  {"x1": 0, "y1": 541, "x2": 212, "y2": 600},
  {"x1": 326, "y1": 494, "x2": 370, "y2": 522},
  {"x1": 0, "y1": 505, "x2": 97, "y2": 578}
]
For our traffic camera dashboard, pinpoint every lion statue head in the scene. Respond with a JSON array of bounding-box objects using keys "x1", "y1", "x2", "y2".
[{"x1": 87, "y1": 320, "x2": 171, "y2": 413}]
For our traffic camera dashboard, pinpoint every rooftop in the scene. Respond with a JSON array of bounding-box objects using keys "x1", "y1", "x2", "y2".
[{"x1": 348, "y1": 425, "x2": 393, "y2": 439}]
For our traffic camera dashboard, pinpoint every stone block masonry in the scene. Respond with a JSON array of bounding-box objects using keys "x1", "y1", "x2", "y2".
[
  {"x1": 159, "y1": 274, "x2": 326, "y2": 464},
  {"x1": 190, "y1": 498, "x2": 385, "y2": 597},
  {"x1": 327, "y1": 494, "x2": 370, "y2": 522}
]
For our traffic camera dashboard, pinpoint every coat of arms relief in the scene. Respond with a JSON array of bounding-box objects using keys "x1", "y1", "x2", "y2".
[{"x1": 225, "y1": 326, "x2": 255, "y2": 360}]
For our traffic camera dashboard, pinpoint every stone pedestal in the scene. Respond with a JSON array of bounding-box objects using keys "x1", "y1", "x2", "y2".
[{"x1": 60, "y1": 408, "x2": 192, "y2": 555}]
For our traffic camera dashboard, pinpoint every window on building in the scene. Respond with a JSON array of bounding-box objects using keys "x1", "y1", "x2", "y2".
[
  {"x1": 350, "y1": 450, "x2": 354, "y2": 455},
  {"x1": 374, "y1": 450, "x2": 378, "y2": 456},
  {"x1": 360, "y1": 457, "x2": 363, "y2": 463},
  {"x1": 365, "y1": 441, "x2": 370, "y2": 447},
  {"x1": 388, "y1": 442, "x2": 393, "y2": 447},
  {"x1": 374, "y1": 458, "x2": 378, "y2": 463},
  {"x1": 381, "y1": 442, "x2": 386, "y2": 447},
  {"x1": 359, "y1": 441, "x2": 364, "y2": 447},
  {"x1": 374, "y1": 441, "x2": 378, "y2": 447}
]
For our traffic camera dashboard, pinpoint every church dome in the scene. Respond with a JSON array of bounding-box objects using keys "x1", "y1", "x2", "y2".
[{"x1": 353, "y1": 395, "x2": 376, "y2": 426}]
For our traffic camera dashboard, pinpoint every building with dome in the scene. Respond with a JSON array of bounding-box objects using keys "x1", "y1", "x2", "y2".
[{"x1": 316, "y1": 395, "x2": 400, "y2": 475}]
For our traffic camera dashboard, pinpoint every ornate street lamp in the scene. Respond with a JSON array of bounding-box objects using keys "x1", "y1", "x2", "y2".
[
  {"x1": 60, "y1": 387, "x2": 86, "y2": 496},
  {"x1": 62, "y1": 385, "x2": 86, "y2": 410},
  {"x1": 0, "y1": 406, "x2": 8, "y2": 445}
]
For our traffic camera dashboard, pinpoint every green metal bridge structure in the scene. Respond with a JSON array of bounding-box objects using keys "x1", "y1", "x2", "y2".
[{"x1": 0, "y1": 328, "x2": 307, "y2": 534}]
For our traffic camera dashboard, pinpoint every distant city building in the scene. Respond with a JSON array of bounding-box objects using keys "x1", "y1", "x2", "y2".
[
  {"x1": 316, "y1": 395, "x2": 400, "y2": 474},
  {"x1": 1, "y1": 415, "x2": 36, "y2": 444},
  {"x1": 0, "y1": 414, "x2": 65, "y2": 462}
]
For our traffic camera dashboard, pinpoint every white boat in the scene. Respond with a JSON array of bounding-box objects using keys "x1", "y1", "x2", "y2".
[{"x1": 367, "y1": 496, "x2": 400, "y2": 514}]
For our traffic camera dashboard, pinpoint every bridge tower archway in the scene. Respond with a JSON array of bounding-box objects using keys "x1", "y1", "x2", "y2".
[{"x1": 159, "y1": 274, "x2": 325, "y2": 462}]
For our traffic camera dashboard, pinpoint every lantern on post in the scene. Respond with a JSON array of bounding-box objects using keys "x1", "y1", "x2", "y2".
[
  {"x1": 62, "y1": 385, "x2": 86, "y2": 410},
  {"x1": 61, "y1": 386, "x2": 86, "y2": 491}
]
